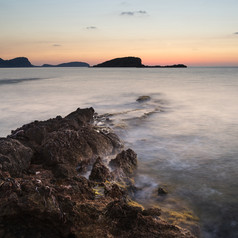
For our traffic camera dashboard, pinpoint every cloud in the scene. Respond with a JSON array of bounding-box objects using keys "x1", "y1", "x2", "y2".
[
  {"x1": 234, "y1": 32, "x2": 238, "y2": 35},
  {"x1": 121, "y1": 11, "x2": 134, "y2": 16},
  {"x1": 137, "y1": 10, "x2": 147, "y2": 14},
  {"x1": 86, "y1": 26, "x2": 97, "y2": 30},
  {"x1": 120, "y1": 10, "x2": 148, "y2": 16},
  {"x1": 52, "y1": 44, "x2": 61, "y2": 47}
]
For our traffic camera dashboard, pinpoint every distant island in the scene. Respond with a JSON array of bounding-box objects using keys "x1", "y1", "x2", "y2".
[
  {"x1": 93, "y1": 57, "x2": 143, "y2": 67},
  {"x1": 42, "y1": 62, "x2": 89, "y2": 67},
  {"x1": 93, "y1": 56, "x2": 187, "y2": 68},
  {"x1": 0, "y1": 57, "x2": 89, "y2": 68},
  {"x1": 0, "y1": 57, "x2": 33, "y2": 68},
  {"x1": 145, "y1": 64, "x2": 187, "y2": 68},
  {"x1": 0, "y1": 56, "x2": 187, "y2": 68}
]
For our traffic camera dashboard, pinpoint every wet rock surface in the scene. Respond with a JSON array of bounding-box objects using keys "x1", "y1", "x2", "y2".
[
  {"x1": 109, "y1": 149, "x2": 137, "y2": 176},
  {"x1": 89, "y1": 157, "x2": 112, "y2": 182},
  {"x1": 0, "y1": 107, "x2": 195, "y2": 238}
]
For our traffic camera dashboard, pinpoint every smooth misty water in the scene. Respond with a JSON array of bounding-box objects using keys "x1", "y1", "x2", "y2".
[{"x1": 0, "y1": 67, "x2": 238, "y2": 237}]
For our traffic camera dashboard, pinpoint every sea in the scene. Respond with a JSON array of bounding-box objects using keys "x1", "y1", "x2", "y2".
[{"x1": 0, "y1": 67, "x2": 238, "y2": 238}]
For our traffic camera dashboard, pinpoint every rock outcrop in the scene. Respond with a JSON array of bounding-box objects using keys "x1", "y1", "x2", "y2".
[
  {"x1": 0, "y1": 57, "x2": 33, "y2": 68},
  {"x1": 0, "y1": 108, "x2": 195, "y2": 238},
  {"x1": 109, "y1": 149, "x2": 137, "y2": 175}
]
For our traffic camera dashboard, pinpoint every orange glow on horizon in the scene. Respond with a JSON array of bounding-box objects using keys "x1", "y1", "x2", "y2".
[{"x1": 3, "y1": 45, "x2": 238, "y2": 67}]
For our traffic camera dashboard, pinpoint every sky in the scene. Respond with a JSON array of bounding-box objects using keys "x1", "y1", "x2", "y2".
[{"x1": 0, "y1": 0, "x2": 238, "y2": 66}]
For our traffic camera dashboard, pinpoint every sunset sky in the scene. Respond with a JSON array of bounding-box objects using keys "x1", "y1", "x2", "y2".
[{"x1": 0, "y1": 0, "x2": 238, "y2": 66}]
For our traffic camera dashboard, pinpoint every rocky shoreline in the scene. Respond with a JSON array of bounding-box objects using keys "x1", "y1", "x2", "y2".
[{"x1": 0, "y1": 107, "x2": 195, "y2": 238}]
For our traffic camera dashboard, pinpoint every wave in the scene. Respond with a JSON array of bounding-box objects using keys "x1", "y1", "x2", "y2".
[
  {"x1": 0, "y1": 77, "x2": 44, "y2": 85},
  {"x1": 94, "y1": 95, "x2": 168, "y2": 130}
]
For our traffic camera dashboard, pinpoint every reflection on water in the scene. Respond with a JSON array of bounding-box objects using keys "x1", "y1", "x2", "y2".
[{"x1": 0, "y1": 67, "x2": 238, "y2": 237}]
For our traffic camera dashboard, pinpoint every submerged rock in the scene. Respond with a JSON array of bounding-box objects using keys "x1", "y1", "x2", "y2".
[
  {"x1": 136, "y1": 95, "x2": 151, "y2": 102},
  {"x1": 158, "y1": 187, "x2": 168, "y2": 196},
  {"x1": 0, "y1": 107, "x2": 195, "y2": 238}
]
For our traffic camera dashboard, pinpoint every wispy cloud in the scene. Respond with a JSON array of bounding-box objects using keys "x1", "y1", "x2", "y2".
[
  {"x1": 121, "y1": 11, "x2": 134, "y2": 16},
  {"x1": 52, "y1": 44, "x2": 61, "y2": 47},
  {"x1": 120, "y1": 10, "x2": 148, "y2": 16},
  {"x1": 137, "y1": 10, "x2": 147, "y2": 14},
  {"x1": 86, "y1": 26, "x2": 97, "y2": 30},
  {"x1": 234, "y1": 32, "x2": 238, "y2": 35}
]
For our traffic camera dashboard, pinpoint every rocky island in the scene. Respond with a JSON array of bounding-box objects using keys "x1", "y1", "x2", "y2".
[
  {"x1": 93, "y1": 57, "x2": 187, "y2": 68},
  {"x1": 0, "y1": 57, "x2": 33, "y2": 68},
  {"x1": 0, "y1": 56, "x2": 187, "y2": 68},
  {"x1": 93, "y1": 57, "x2": 143, "y2": 67},
  {"x1": 42, "y1": 62, "x2": 89, "y2": 67},
  {"x1": 0, "y1": 108, "x2": 194, "y2": 238}
]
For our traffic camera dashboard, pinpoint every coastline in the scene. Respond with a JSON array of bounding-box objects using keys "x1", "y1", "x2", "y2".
[{"x1": 0, "y1": 107, "x2": 196, "y2": 238}]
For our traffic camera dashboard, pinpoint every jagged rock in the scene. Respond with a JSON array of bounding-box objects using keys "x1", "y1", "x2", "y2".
[
  {"x1": 9, "y1": 108, "x2": 122, "y2": 173},
  {"x1": 0, "y1": 108, "x2": 195, "y2": 238},
  {"x1": 109, "y1": 149, "x2": 137, "y2": 175},
  {"x1": 89, "y1": 157, "x2": 112, "y2": 182},
  {"x1": 104, "y1": 183, "x2": 126, "y2": 199}
]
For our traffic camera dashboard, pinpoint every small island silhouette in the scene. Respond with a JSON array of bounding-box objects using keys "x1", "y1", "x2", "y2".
[
  {"x1": 42, "y1": 62, "x2": 89, "y2": 67},
  {"x1": 0, "y1": 56, "x2": 187, "y2": 68},
  {"x1": 93, "y1": 56, "x2": 187, "y2": 68}
]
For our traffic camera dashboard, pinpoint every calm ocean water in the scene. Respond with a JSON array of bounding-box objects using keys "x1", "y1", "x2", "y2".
[{"x1": 0, "y1": 67, "x2": 238, "y2": 237}]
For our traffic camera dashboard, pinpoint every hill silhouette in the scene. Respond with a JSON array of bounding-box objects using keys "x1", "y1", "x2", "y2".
[
  {"x1": 42, "y1": 62, "x2": 89, "y2": 67},
  {"x1": 93, "y1": 57, "x2": 143, "y2": 67},
  {"x1": 94, "y1": 56, "x2": 187, "y2": 68},
  {"x1": 0, "y1": 57, "x2": 33, "y2": 68},
  {"x1": 0, "y1": 56, "x2": 187, "y2": 68}
]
